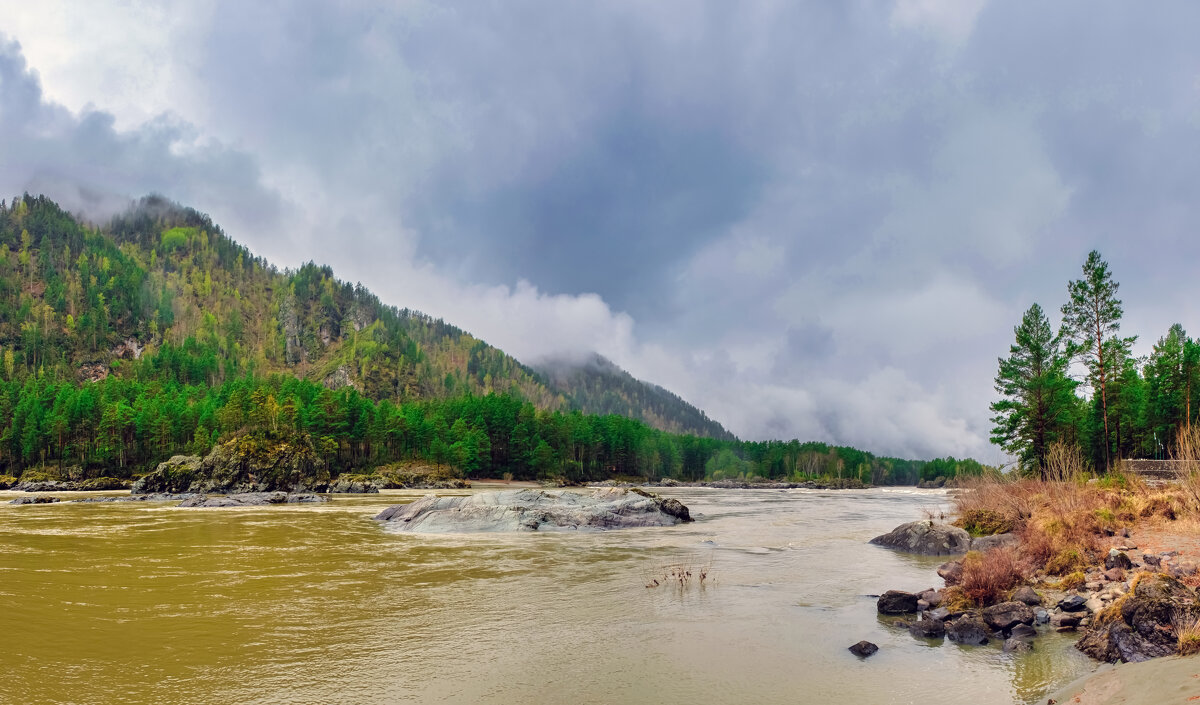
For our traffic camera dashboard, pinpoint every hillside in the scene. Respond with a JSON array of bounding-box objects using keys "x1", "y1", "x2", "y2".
[
  {"x1": 0, "y1": 193, "x2": 982, "y2": 486},
  {"x1": 0, "y1": 194, "x2": 731, "y2": 436},
  {"x1": 536, "y1": 353, "x2": 734, "y2": 440}
]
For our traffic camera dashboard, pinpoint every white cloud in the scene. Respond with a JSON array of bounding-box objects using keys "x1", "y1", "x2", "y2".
[{"x1": 891, "y1": 0, "x2": 989, "y2": 46}]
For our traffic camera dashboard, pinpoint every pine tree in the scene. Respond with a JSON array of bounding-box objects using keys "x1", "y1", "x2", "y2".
[
  {"x1": 991, "y1": 303, "x2": 1079, "y2": 476},
  {"x1": 1061, "y1": 251, "x2": 1131, "y2": 471}
]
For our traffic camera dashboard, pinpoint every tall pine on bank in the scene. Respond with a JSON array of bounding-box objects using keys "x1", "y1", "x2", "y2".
[
  {"x1": 990, "y1": 303, "x2": 1078, "y2": 477},
  {"x1": 1061, "y1": 251, "x2": 1131, "y2": 471}
]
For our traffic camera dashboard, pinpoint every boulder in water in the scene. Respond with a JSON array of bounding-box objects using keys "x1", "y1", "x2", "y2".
[
  {"x1": 9, "y1": 495, "x2": 60, "y2": 504},
  {"x1": 877, "y1": 590, "x2": 919, "y2": 614},
  {"x1": 946, "y1": 615, "x2": 990, "y2": 646},
  {"x1": 177, "y1": 492, "x2": 328, "y2": 508},
  {"x1": 374, "y1": 487, "x2": 692, "y2": 533},
  {"x1": 869, "y1": 521, "x2": 971, "y2": 555}
]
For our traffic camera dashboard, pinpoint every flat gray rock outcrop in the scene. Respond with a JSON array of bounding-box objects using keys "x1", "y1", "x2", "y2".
[
  {"x1": 869, "y1": 521, "x2": 971, "y2": 555},
  {"x1": 375, "y1": 487, "x2": 692, "y2": 533},
  {"x1": 177, "y1": 492, "x2": 328, "y2": 508}
]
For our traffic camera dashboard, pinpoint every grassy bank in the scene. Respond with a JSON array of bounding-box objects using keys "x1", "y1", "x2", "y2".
[{"x1": 946, "y1": 439, "x2": 1200, "y2": 610}]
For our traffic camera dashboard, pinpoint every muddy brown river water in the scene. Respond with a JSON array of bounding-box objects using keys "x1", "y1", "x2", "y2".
[{"x1": 0, "y1": 486, "x2": 1097, "y2": 704}]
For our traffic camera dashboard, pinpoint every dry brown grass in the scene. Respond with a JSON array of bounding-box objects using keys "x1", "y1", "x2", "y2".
[
  {"x1": 958, "y1": 547, "x2": 1029, "y2": 607},
  {"x1": 1174, "y1": 424, "x2": 1200, "y2": 511},
  {"x1": 1173, "y1": 613, "x2": 1200, "y2": 656}
]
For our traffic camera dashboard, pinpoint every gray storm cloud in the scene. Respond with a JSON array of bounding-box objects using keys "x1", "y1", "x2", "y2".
[{"x1": 3, "y1": 1, "x2": 1200, "y2": 463}]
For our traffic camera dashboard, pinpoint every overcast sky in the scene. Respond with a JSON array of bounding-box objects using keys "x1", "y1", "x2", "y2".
[{"x1": 2, "y1": 1, "x2": 1199, "y2": 462}]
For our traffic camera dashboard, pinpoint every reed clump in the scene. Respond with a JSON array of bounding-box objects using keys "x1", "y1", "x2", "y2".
[{"x1": 645, "y1": 556, "x2": 713, "y2": 590}]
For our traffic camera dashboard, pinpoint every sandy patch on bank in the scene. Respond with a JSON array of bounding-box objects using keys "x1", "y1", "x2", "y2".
[{"x1": 1046, "y1": 655, "x2": 1200, "y2": 704}]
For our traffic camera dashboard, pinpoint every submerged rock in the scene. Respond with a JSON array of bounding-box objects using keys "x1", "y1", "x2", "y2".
[
  {"x1": 848, "y1": 640, "x2": 879, "y2": 657},
  {"x1": 177, "y1": 492, "x2": 328, "y2": 508},
  {"x1": 908, "y1": 617, "x2": 946, "y2": 639},
  {"x1": 374, "y1": 487, "x2": 692, "y2": 533},
  {"x1": 869, "y1": 521, "x2": 971, "y2": 555}
]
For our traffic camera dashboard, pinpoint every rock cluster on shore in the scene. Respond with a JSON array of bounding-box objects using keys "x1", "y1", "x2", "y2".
[
  {"x1": 868, "y1": 519, "x2": 1200, "y2": 664},
  {"x1": 375, "y1": 487, "x2": 693, "y2": 532}
]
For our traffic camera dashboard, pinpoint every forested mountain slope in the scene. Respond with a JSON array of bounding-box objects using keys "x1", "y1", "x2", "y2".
[
  {"x1": 536, "y1": 353, "x2": 734, "y2": 440},
  {"x1": 0, "y1": 194, "x2": 730, "y2": 440},
  {"x1": 0, "y1": 193, "x2": 980, "y2": 485}
]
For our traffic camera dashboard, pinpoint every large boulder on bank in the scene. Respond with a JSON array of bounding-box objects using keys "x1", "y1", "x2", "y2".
[
  {"x1": 374, "y1": 488, "x2": 692, "y2": 533},
  {"x1": 132, "y1": 436, "x2": 331, "y2": 495},
  {"x1": 1076, "y1": 573, "x2": 1200, "y2": 663},
  {"x1": 870, "y1": 521, "x2": 971, "y2": 555}
]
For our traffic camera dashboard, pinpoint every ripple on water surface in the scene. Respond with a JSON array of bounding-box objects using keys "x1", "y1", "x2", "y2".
[{"x1": 0, "y1": 488, "x2": 1094, "y2": 704}]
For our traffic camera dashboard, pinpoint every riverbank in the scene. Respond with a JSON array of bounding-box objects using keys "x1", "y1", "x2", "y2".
[
  {"x1": 1047, "y1": 653, "x2": 1200, "y2": 704},
  {"x1": 891, "y1": 470, "x2": 1200, "y2": 699}
]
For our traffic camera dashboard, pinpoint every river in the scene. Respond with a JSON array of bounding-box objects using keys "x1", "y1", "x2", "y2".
[{"x1": 0, "y1": 486, "x2": 1097, "y2": 704}]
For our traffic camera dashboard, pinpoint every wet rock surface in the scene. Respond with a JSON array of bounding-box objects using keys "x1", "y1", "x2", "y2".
[
  {"x1": 375, "y1": 488, "x2": 693, "y2": 533},
  {"x1": 877, "y1": 590, "x2": 919, "y2": 614},
  {"x1": 848, "y1": 641, "x2": 878, "y2": 657},
  {"x1": 945, "y1": 615, "x2": 990, "y2": 646},
  {"x1": 869, "y1": 521, "x2": 972, "y2": 555}
]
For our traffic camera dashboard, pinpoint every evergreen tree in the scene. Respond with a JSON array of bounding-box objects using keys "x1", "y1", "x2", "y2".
[
  {"x1": 990, "y1": 303, "x2": 1079, "y2": 476},
  {"x1": 1061, "y1": 251, "x2": 1130, "y2": 471}
]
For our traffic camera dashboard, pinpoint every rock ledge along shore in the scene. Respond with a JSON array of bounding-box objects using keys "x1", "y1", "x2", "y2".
[
  {"x1": 868, "y1": 518, "x2": 1200, "y2": 672},
  {"x1": 375, "y1": 487, "x2": 693, "y2": 533}
]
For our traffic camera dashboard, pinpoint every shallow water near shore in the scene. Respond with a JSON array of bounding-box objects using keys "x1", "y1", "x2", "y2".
[{"x1": 0, "y1": 486, "x2": 1096, "y2": 704}]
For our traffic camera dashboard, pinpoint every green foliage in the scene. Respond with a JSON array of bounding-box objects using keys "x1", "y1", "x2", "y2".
[
  {"x1": 994, "y1": 249, "x2": 1200, "y2": 471},
  {"x1": 1061, "y1": 250, "x2": 1133, "y2": 470},
  {"x1": 0, "y1": 193, "x2": 983, "y2": 484},
  {"x1": 990, "y1": 303, "x2": 1080, "y2": 476}
]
